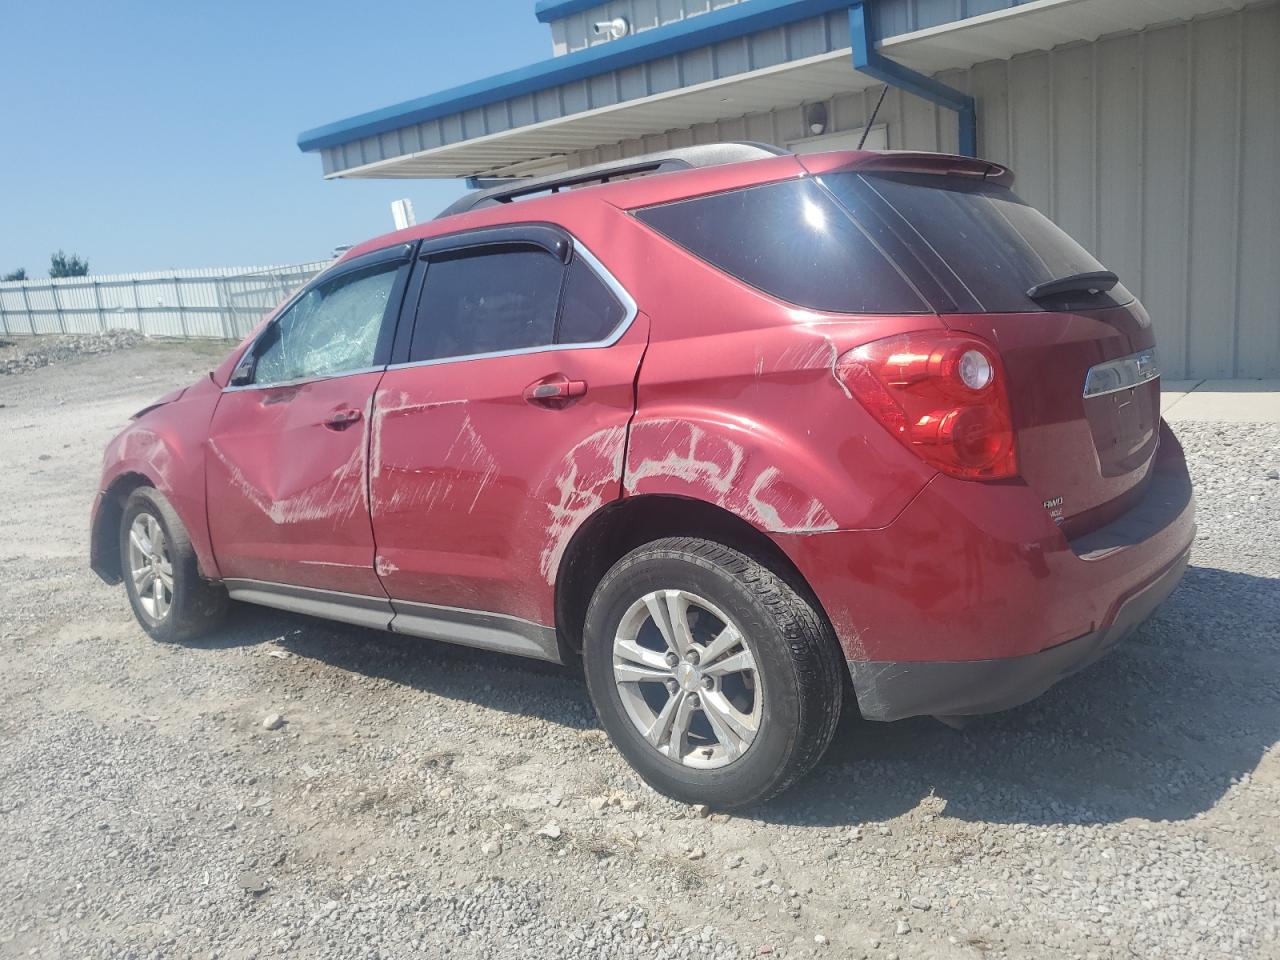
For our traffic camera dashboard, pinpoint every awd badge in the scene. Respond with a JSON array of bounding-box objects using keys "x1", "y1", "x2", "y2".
[{"x1": 1043, "y1": 496, "x2": 1065, "y2": 524}]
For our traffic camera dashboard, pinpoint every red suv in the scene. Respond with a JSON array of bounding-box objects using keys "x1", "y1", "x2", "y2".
[{"x1": 91, "y1": 144, "x2": 1194, "y2": 807}]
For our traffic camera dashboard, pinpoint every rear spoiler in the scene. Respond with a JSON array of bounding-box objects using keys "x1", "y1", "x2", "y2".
[{"x1": 798, "y1": 150, "x2": 1013, "y2": 188}]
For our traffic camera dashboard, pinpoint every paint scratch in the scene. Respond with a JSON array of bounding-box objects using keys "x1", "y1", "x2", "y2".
[
  {"x1": 626, "y1": 419, "x2": 837, "y2": 534},
  {"x1": 538, "y1": 425, "x2": 628, "y2": 584},
  {"x1": 208, "y1": 436, "x2": 366, "y2": 527}
]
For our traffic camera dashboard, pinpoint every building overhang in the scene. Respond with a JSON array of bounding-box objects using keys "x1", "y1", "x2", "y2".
[
  {"x1": 325, "y1": 50, "x2": 871, "y2": 179},
  {"x1": 296, "y1": 0, "x2": 858, "y2": 154},
  {"x1": 302, "y1": 0, "x2": 1249, "y2": 180}
]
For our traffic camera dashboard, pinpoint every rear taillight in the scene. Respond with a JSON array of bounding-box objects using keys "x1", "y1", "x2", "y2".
[{"x1": 836, "y1": 331, "x2": 1017, "y2": 480}]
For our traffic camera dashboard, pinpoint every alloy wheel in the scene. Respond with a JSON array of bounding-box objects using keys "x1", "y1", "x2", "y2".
[
  {"x1": 612, "y1": 589, "x2": 762, "y2": 769},
  {"x1": 127, "y1": 512, "x2": 173, "y2": 621}
]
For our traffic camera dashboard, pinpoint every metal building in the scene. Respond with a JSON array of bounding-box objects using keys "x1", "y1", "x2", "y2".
[{"x1": 298, "y1": 0, "x2": 1280, "y2": 379}]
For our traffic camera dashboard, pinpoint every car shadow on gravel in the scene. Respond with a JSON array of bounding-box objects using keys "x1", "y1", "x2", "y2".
[
  {"x1": 185, "y1": 602, "x2": 600, "y2": 731},
  {"x1": 759, "y1": 565, "x2": 1280, "y2": 828},
  {"x1": 177, "y1": 564, "x2": 1277, "y2": 827}
]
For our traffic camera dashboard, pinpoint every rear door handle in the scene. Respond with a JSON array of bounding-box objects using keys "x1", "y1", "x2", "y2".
[
  {"x1": 323, "y1": 407, "x2": 363, "y2": 430},
  {"x1": 523, "y1": 375, "x2": 587, "y2": 406}
]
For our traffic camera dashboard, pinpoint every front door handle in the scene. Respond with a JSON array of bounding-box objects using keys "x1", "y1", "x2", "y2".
[
  {"x1": 523, "y1": 375, "x2": 587, "y2": 406},
  {"x1": 323, "y1": 407, "x2": 363, "y2": 430}
]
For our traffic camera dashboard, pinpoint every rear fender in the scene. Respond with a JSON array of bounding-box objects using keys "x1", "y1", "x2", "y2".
[
  {"x1": 623, "y1": 321, "x2": 940, "y2": 535},
  {"x1": 624, "y1": 415, "x2": 844, "y2": 534}
]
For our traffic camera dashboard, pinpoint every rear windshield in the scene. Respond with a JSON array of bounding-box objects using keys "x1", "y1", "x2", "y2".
[
  {"x1": 633, "y1": 178, "x2": 929, "y2": 314},
  {"x1": 821, "y1": 171, "x2": 1133, "y2": 313}
]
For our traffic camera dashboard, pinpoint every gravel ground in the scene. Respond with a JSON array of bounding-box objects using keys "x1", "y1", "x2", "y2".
[{"x1": 0, "y1": 336, "x2": 1277, "y2": 960}]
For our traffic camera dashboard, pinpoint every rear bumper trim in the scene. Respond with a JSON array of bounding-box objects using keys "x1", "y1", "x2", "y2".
[{"x1": 849, "y1": 544, "x2": 1190, "y2": 722}]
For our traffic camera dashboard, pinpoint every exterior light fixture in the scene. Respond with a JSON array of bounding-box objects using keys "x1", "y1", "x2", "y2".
[
  {"x1": 806, "y1": 103, "x2": 828, "y2": 136},
  {"x1": 593, "y1": 17, "x2": 630, "y2": 40}
]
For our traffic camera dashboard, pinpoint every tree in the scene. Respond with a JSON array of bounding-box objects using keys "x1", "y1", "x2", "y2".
[
  {"x1": 2, "y1": 267, "x2": 26, "y2": 281},
  {"x1": 49, "y1": 250, "x2": 89, "y2": 278}
]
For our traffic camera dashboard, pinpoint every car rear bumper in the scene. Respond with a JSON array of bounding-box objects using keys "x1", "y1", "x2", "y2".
[
  {"x1": 776, "y1": 420, "x2": 1195, "y2": 721},
  {"x1": 847, "y1": 543, "x2": 1188, "y2": 720}
]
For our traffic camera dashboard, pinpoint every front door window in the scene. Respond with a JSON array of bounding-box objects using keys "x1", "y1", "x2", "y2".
[{"x1": 254, "y1": 264, "x2": 399, "y2": 385}]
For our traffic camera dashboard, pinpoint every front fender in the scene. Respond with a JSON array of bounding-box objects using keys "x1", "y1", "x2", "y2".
[{"x1": 93, "y1": 375, "x2": 223, "y2": 580}]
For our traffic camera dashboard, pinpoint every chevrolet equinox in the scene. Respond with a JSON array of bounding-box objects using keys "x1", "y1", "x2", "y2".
[{"x1": 91, "y1": 144, "x2": 1195, "y2": 807}]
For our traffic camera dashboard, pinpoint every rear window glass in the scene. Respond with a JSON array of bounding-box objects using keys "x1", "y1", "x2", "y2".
[
  {"x1": 822, "y1": 172, "x2": 1132, "y2": 313},
  {"x1": 634, "y1": 179, "x2": 928, "y2": 314}
]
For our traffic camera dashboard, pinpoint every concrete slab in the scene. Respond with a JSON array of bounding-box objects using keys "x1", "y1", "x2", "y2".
[
  {"x1": 1160, "y1": 379, "x2": 1202, "y2": 412},
  {"x1": 1162, "y1": 379, "x2": 1280, "y2": 422}
]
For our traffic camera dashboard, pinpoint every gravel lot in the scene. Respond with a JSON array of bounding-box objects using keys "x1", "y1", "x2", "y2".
[{"x1": 1, "y1": 335, "x2": 1277, "y2": 960}]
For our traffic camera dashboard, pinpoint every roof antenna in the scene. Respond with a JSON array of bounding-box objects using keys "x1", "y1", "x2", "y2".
[{"x1": 857, "y1": 84, "x2": 890, "y2": 149}]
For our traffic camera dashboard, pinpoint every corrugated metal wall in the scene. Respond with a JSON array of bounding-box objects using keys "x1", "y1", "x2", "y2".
[
  {"x1": 570, "y1": 2, "x2": 1280, "y2": 379},
  {"x1": 323, "y1": 0, "x2": 1050, "y2": 174},
  {"x1": 545, "y1": 0, "x2": 1039, "y2": 55},
  {"x1": 873, "y1": 0, "x2": 1041, "y2": 38},
  {"x1": 550, "y1": 0, "x2": 751, "y2": 55},
  {"x1": 0, "y1": 262, "x2": 331, "y2": 340},
  {"x1": 319, "y1": 9, "x2": 849, "y2": 176}
]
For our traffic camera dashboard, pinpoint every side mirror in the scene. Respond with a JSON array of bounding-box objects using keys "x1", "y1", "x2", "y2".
[
  {"x1": 229, "y1": 351, "x2": 256, "y2": 387},
  {"x1": 230, "y1": 322, "x2": 279, "y2": 386}
]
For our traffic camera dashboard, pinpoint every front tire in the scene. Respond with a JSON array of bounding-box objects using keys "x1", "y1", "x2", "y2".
[
  {"x1": 120, "y1": 487, "x2": 227, "y2": 643},
  {"x1": 582, "y1": 537, "x2": 843, "y2": 808}
]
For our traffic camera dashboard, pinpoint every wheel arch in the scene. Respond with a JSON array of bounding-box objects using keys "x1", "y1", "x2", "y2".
[
  {"x1": 92, "y1": 377, "x2": 223, "y2": 586},
  {"x1": 90, "y1": 471, "x2": 155, "y2": 584},
  {"x1": 553, "y1": 493, "x2": 834, "y2": 656}
]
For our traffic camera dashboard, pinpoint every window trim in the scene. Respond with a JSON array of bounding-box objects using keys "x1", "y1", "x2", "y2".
[
  {"x1": 418, "y1": 224, "x2": 572, "y2": 264},
  {"x1": 387, "y1": 231, "x2": 637, "y2": 373},
  {"x1": 223, "y1": 242, "x2": 417, "y2": 393}
]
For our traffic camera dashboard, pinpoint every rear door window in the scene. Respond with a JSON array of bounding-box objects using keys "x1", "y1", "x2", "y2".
[
  {"x1": 409, "y1": 246, "x2": 564, "y2": 362},
  {"x1": 821, "y1": 171, "x2": 1133, "y2": 313},
  {"x1": 634, "y1": 178, "x2": 928, "y2": 314}
]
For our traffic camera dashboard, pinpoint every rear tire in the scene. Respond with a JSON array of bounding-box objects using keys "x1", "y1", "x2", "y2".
[
  {"x1": 119, "y1": 487, "x2": 227, "y2": 643},
  {"x1": 582, "y1": 537, "x2": 843, "y2": 808}
]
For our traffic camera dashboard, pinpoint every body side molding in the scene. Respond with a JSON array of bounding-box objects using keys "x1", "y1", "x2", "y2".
[
  {"x1": 389, "y1": 599, "x2": 562, "y2": 663},
  {"x1": 223, "y1": 579, "x2": 394, "y2": 630},
  {"x1": 221, "y1": 579, "x2": 561, "y2": 663}
]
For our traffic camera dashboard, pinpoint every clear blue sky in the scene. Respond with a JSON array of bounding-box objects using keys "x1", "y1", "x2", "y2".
[{"x1": 0, "y1": 1, "x2": 550, "y2": 276}]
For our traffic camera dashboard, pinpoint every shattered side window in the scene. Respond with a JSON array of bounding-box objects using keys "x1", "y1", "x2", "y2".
[{"x1": 254, "y1": 264, "x2": 398, "y2": 386}]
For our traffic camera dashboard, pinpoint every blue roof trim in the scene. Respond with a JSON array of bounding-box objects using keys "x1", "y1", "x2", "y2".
[
  {"x1": 534, "y1": 0, "x2": 606, "y2": 23},
  {"x1": 298, "y1": 0, "x2": 855, "y2": 154},
  {"x1": 850, "y1": 2, "x2": 976, "y2": 156}
]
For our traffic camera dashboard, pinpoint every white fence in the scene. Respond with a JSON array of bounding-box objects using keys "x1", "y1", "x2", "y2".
[{"x1": 0, "y1": 261, "x2": 333, "y2": 341}]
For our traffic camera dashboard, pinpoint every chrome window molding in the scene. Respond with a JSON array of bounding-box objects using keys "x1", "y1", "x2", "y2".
[
  {"x1": 1083, "y1": 348, "x2": 1161, "y2": 398},
  {"x1": 222, "y1": 365, "x2": 387, "y2": 393},
  {"x1": 385, "y1": 237, "x2": 639, "y2": 373}
]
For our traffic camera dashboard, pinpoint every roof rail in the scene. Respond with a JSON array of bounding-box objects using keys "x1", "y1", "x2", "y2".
[{"x1": 435, "y1": 142, "x2": 789, "y2": 220}]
